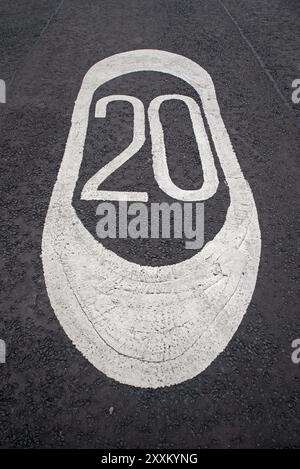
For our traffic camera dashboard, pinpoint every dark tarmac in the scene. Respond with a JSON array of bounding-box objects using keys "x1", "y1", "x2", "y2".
[{"x1": 0, "y1": 0, "x2": 300, "y2": 449}]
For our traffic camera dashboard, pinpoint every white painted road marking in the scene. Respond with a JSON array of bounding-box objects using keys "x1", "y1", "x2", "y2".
[
  {"x1": 81, "y1": 95, "x2": 148, "y2": 202},
  {"x1": 149, "y1": 94, "x2": 219, "y2": 201},
  {"x1": 82, "y1": 93, "x2": 219, "y2": 202},
  {"x1": 42, "y1": 50, "x2": 261, "y2": 388}
]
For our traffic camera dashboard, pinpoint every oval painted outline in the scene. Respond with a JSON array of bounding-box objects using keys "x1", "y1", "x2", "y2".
[{"x1": 42, "y1": 49, "x2": 261, "y2": 388}]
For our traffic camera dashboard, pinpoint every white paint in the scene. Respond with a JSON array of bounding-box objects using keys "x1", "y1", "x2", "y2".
[
  {"x1": 82, "y1": 93, "x2": 219, "y2": 203},
  {"x1": 42, "y1": 50, "x2": 261, "y2": 388},
  {"x1": 81, "y1": 95, "x2": 148, "y2": 202},
  {"x1": 149, "y1": 94, "x2": 219, "y2": 201}
]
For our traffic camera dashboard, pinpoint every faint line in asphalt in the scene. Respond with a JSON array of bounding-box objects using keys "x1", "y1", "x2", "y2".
[
  {"x1": 8, "y1": 0, "x2": 65, "y2": 89},
  {"x1": 218, "y1": 0, "x2": 293, "y2": 113}
]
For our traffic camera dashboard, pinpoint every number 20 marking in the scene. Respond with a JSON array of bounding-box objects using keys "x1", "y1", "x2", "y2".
[{"x1": 81, "y1": 94, "x2": 219, "y2": 202}]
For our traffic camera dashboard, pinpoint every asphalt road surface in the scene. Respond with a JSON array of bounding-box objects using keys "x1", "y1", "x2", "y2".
[{"x1": 0, "y1": 0, "x2": 300, "y2": 449}]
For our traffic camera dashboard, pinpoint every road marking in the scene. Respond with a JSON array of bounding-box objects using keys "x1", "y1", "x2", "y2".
[
  {"x1": 42, "y1": 50, "x2": 261, "y2": 388},
  {"x1": 81, "y1": 95, "x2": 148, "y2": 202},
  {"x1": 149, "y1": 94, "x2": 219, "y2": 201}
]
